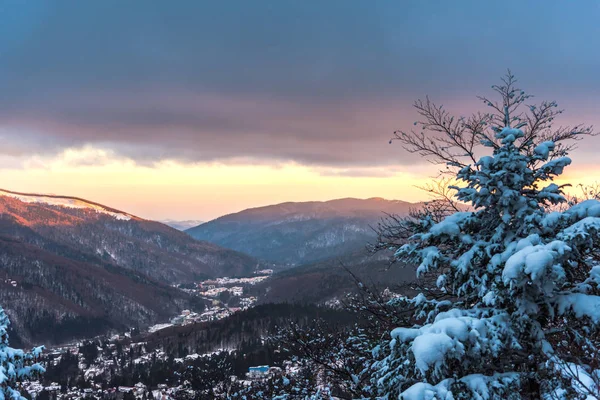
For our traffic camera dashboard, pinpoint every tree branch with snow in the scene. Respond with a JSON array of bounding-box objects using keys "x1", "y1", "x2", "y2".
[{"x1": 370, "y1": 72, "x2": 600, "y2": 399}]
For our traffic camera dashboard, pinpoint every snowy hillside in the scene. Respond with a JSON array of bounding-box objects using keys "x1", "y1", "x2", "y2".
[
  {"x1": 0, "y1": 188, "x2": 262, "y2": 344},
  {"x1": 0, "y1": 189, "x2": 133, "y2": 221}
]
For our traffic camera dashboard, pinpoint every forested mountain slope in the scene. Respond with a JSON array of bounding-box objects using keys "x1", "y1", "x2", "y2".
[
  {"x1": 0, "y1": 189, "x2": 259, "y2": 282},
  {"x1": 187, "y1": 197, "x2": 418, "y2": 265},
  {"x1": 0, "y1": 234, "x2": 205, "y2": 346},
  {"x1": 250, "y1": 250, "x2": 415, "y2": 305},
  {"x1": 0, "y1": 189, "x2": 258, "y2": 345}
]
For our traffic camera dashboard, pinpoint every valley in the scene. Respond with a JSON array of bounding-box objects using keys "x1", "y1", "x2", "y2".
[
  {"x1": 0, "y1": 188, "x2": 413, "y2": 398},
  {"x1": 24, "y1": 302, "x2": 354, "y2": 399},
  {"x1": 3, "y1": 7, "x2": 594, "y2": 398},
  {"x1": 0, "y1": 189, "x2": 264, "y2": 346}
]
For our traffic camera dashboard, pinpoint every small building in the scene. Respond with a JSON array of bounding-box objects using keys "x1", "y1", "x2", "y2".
[
  {"x1": 45, "y1": 383, "x2": 61, "y2": 393},
  {"x1": 247, "y1": 365, "x2": 270, "y2": 379},
  {"x1": 256, "y1": 269, "x2": 274, "y2": 275},
  {"x1": 230, "y1": 286, "x2": 243, "y2": 296}
]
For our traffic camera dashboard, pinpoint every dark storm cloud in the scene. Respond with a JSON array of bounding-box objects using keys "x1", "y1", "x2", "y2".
[{"x1": 1, "y1": 0, "x2": 600, "y2": 168}]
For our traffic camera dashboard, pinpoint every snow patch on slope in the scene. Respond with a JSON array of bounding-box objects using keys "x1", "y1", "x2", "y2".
[{"x1": 0, "y1": 190, "x2": 132, "y2": 221}]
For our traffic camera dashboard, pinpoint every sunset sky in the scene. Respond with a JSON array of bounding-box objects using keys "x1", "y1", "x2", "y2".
[{"x1": 1, "y1": 1, "x2": 600, "y2": 220}]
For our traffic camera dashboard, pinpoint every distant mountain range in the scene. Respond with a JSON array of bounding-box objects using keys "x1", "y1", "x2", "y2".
[
  {"x1": 186, "y1": 197, "x2": 418, "y2": 265},
  {"x1": 161, "y1": 219, "x2": 205, "y2": 231},
  {"x1": 0, "y1": 190, "x2": 418, "y2": 345},
  {"x1": 0, "y1": 189, "x2": 259, "y2": 345}
]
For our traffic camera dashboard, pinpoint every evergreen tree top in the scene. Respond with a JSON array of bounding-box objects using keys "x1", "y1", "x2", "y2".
[{"x1": 373, "y1": 72, "x2": 600, "y2": 399}]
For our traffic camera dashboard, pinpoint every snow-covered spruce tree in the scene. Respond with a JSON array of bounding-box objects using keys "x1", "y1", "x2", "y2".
[
  {"x1": 369, "y1": 73, "x2": 600, "y2": 399},
  {"x1": 0, "y1": 306, "x2": 44, "y2": 400}
]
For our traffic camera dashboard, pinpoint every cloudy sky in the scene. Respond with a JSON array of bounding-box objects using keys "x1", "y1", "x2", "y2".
[{"x1": 1, "y1": 1, "x2": 599, "y2": 220}]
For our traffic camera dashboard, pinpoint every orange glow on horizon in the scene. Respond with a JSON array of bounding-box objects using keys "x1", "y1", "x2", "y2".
[
  {"x1": 0, "y1": 150, "x2": 434, "y2": 221},
  {"x1": 2, "y1": 147, "x2": 598, "y2": 221}
]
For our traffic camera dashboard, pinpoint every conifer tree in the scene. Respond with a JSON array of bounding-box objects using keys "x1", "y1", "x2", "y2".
[
  {"x1": 370, "y1": 73, "x2": 600, "y2": 399},
  {"x1": 0, "y1": 306, "x2": 44, "y2": 400}
]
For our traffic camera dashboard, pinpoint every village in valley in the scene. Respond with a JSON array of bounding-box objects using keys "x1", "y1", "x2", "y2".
[
  {"x1": 159, "y1": 270, "x2": 273, "y2": 328},
  {"x1": 22, "y1": 338, "x2": 298, "y2": 399},
  {"x1": 19, "y1": 270, "x2": 291, "y2": 399}
]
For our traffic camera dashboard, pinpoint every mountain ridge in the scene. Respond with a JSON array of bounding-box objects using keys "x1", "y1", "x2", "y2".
[
  {"x1": 0, "y1": 189, "x2": 260, "y2": 282},
  {"x1": 186, "y1": 197, "x2": 419, "y2": 265},
  {"x1": 0, "y1": 188, "x2": 138, "y2": 221},
  {"x1": 202, "y1": 197, "x2": 415, "y2": 223},
  {"x1": 0, "y1": 188, "x2": 261, "y2": 345}
]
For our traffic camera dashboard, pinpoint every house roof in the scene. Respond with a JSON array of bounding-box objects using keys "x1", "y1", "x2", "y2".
[{"x1": 248, "y1": 365, "x2": 269, "y2": 373}]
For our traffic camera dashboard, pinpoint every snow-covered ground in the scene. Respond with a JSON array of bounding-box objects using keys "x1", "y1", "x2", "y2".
[
  {"x1": 0, "y1": 189, "x2": 132, "y2": 220},
  {"x1": 148, "y1": 323, "x2": 174, "y2": 333}
]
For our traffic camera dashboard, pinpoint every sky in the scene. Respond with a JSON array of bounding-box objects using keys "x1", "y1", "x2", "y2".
[{"x1": 1, "y1": 1, "x2": 600, "y2": 220}]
